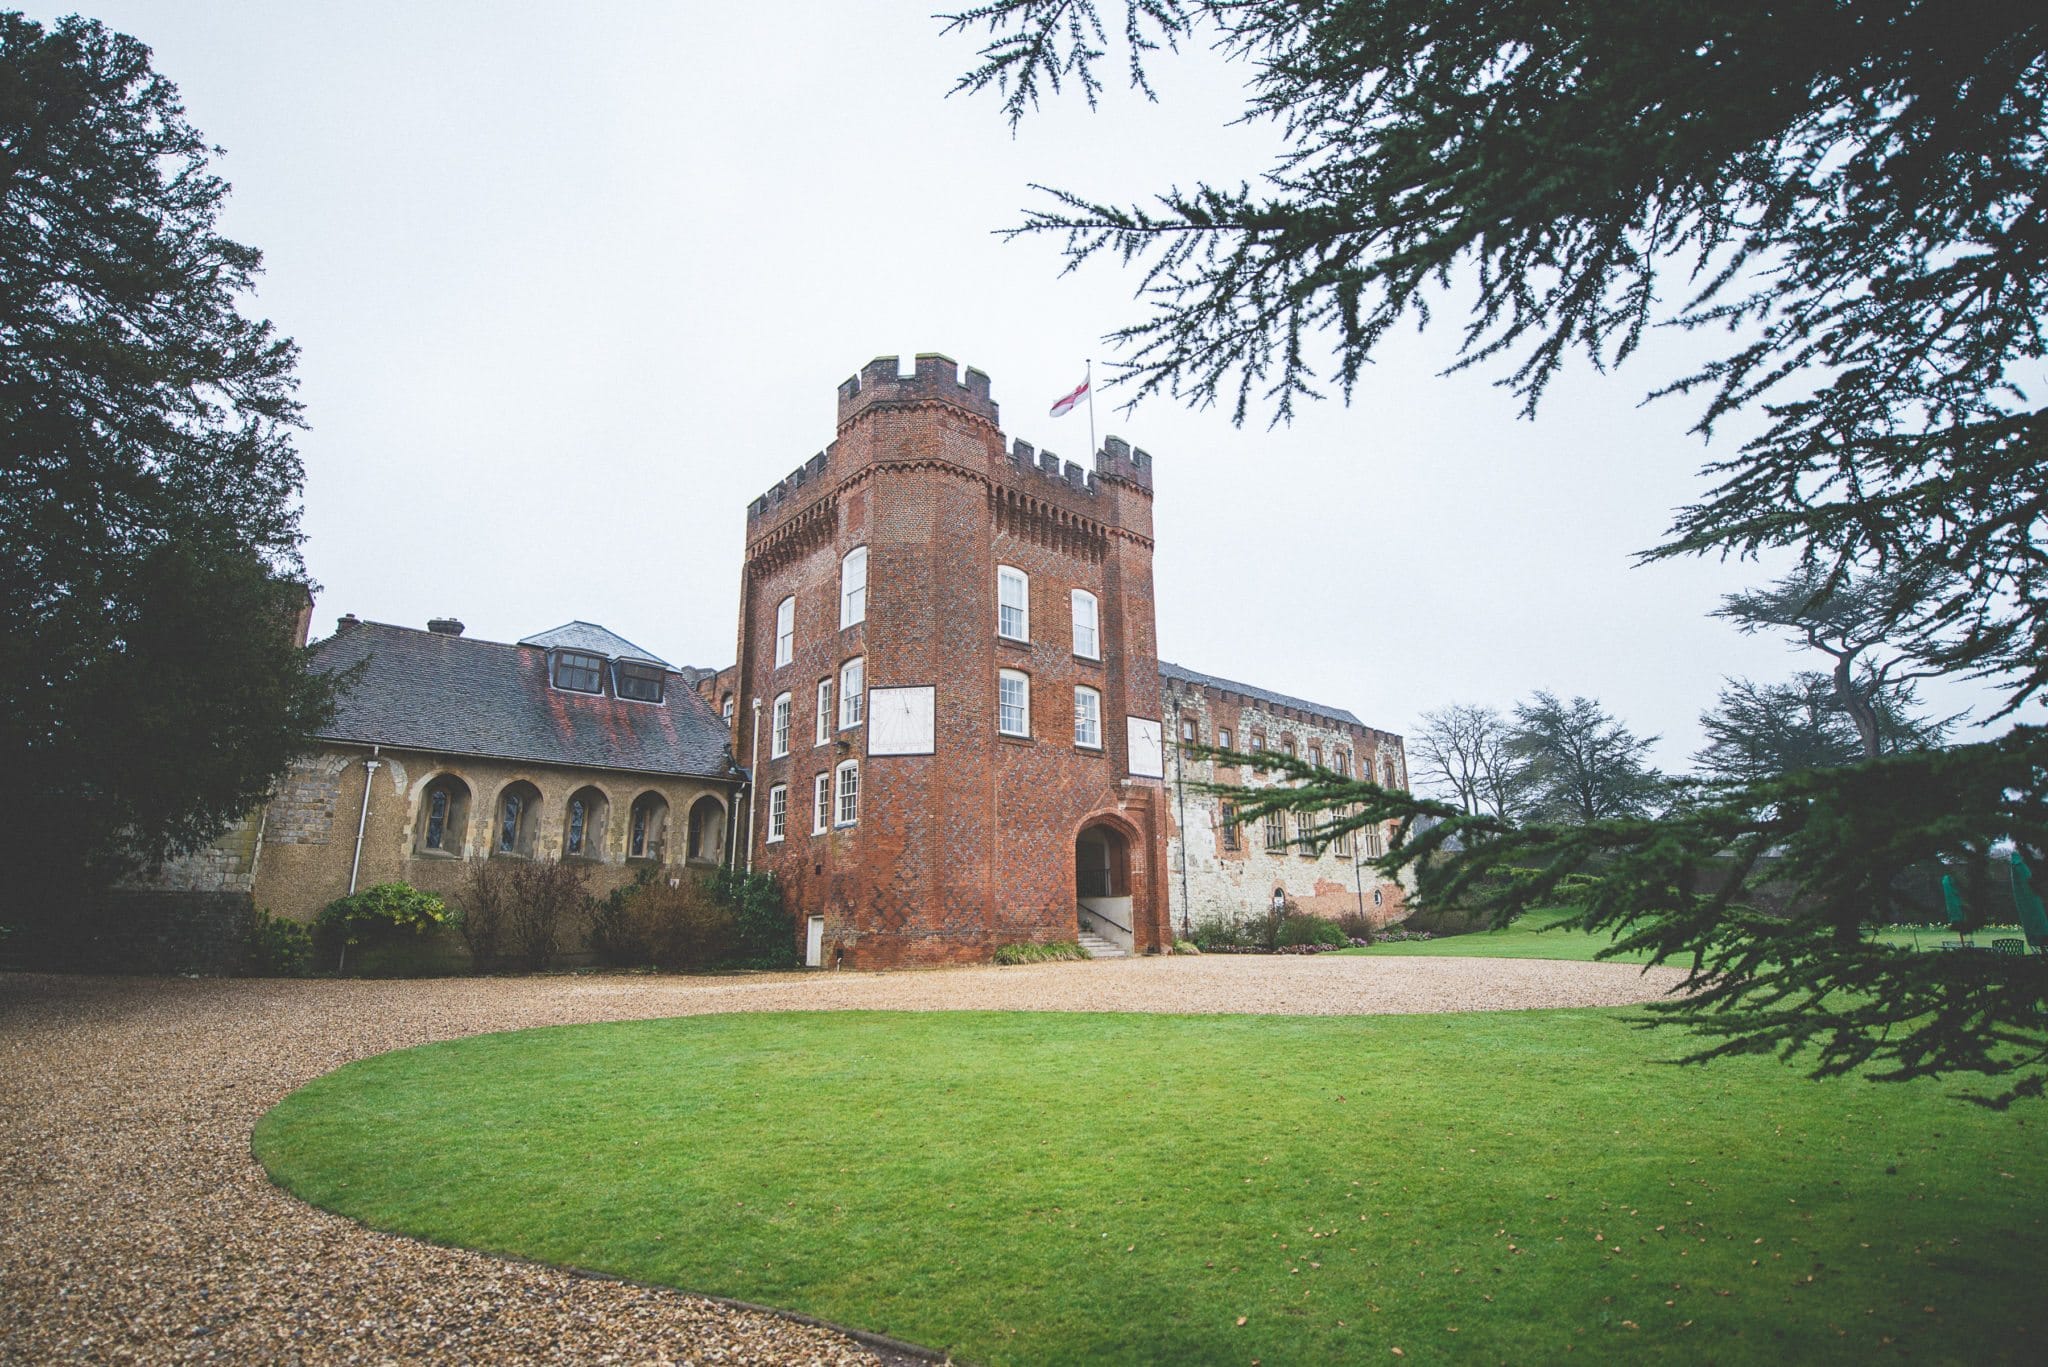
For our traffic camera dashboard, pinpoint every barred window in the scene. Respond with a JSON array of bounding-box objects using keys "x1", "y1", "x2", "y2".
[
  {"x1": 1221, "y1": 801, "x2": 1240, "y2": 851},
  {"x1": 1263, "y1": 810, "x2": 1286, "y2": 851}
]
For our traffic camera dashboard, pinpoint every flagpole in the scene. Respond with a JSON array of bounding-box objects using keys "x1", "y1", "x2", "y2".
[{"x1": 1086, "y1": 358, "x2": 1097, "y2": 459}]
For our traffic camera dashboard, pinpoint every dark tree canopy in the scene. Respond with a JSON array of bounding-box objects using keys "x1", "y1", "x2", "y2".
[
  {"x1": 950, "y1": 1, "x2": 2048, "y2": 1102},
  {"x1": 1694, "y1": 672, "x2": 1953, "y2": 785},
  {"x1": 1506, "y1": 692, "x2": 1665, "y2": 825},
  {"x1": 947, "y1": 0, "x2": 2048, "y2": 710},
  {"x1": 0, "y1": 14, "x2": 335, "y2": 916}
]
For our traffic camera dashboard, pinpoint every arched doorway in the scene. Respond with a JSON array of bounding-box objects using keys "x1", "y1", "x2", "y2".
[{"x1": 1076, "y1": 822, "x2": 1134, "y2": 954}]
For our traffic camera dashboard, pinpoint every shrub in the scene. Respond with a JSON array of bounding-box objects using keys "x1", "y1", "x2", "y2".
[
  {"x1": 455, "y1": 857, "x2": 510, "y2": 972},
  {"x1": 243, "y1": 909, "x2": 311, "y2": 977},
  {"x1": 622, "y1": 874, "x2": 735, "y2": 970},
  {"x1": 992, "y1": 940, "x2": 1086, "y2": 965},
  {"x1": 714, "y1": 867, "x2": 796, "y2": 968},
  {"x1": 315, "y1": 882, "x2": 447, "y2": 972},
  {"x1": 1278, "y1": 914, "x2": 1350, "y2": 949},
  {"x1": 504, "y1": 858, "x2": 590, "y2": 971},
  {"x1": 589, "y1": 865, "x2": 657, "y2": 965},
  {"x1": 1173, "y1": 939, "x2": 1199, "y2": 955},
  {"x1": 1334, "y1": 908, "x2": 1376, "y2": 944}
]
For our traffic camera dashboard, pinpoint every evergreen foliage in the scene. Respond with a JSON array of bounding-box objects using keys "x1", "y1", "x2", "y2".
[
  {"x1": 950, "y1": 1, "x2": 2048, "y2": 1103},
  {"x1": 1696, "y1": 672, "x2": 1952, "y2": 784},
  {"x1": 1505, "y1": 692, "x2": 1665, "y2": 825},
  {"x1": 0, "y1": 14, "x2": 337, "y2": 922}
]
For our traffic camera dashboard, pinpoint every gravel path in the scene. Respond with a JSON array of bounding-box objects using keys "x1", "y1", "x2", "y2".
[{"x1": 1, "y1": 954, "x2": 1684, "y2": 1363}]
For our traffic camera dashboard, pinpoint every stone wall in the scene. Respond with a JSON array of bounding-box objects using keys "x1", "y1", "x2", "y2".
[{"x1": 1161, "y1": 673, "x2": 1411, "y2": 933}]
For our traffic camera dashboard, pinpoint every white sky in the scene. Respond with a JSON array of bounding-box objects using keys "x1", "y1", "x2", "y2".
[{"x1": 40, "y1": 1, "x2": 2015, "y2": 773}]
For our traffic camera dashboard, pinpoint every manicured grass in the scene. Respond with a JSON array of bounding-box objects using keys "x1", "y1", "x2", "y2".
[
  {"x1": 256, "y1": 1010, "x2": 2045, "y2": 1365},
  {"x1": 1337, "y1": 907, "x2": 1656, "y2": 962},
  {"x1": 1337, "y1": 911, "x2": 1964, "y2": 963}
]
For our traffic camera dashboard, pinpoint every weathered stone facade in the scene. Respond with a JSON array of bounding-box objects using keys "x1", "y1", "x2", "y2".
[
  {"x1": 247, "y1": 746, "x2": 734, "y2": 923},
  {"x1": 1161, "y1": 665, "x2": 1410, "y2": 935}
]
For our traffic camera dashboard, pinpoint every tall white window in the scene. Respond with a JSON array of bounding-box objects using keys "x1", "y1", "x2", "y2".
[
  {"x1": 998, "y1": 669, "x2": 1031, "y2": 737},
  {"x1": 1074, "y1": 686, "x2": 1102, "y2": 749},
  {"x1": 835, "y1": 760, "x2": 860, "y2": 826},
  {"x1": 816, "y1": 679, "x2": 833, "y2": 745},
  {"x1": 1071, "y1": 589, "x2": 1099, "y2": 659},
  {"x1": 840, "y1": 546, "x2": 868, "y2": 628},
  {"x1": 839, "y1": 656, "x2": 865, "y2": 729},
  {"x1": 770, "y1": 692, "x2": 791, "y2": 757},
  {"x1": 813, "y1": 772, "x2": 831, "y2": 834},
  {"x1": 774, "y1": 596, "x2": 794, "y2": 668},
  {"x1": 997, "y1": 565, "x2": 1029, "y2": 642},
  {"x1": 765, "y1": 784, "x2": 787, "y2": 842}
]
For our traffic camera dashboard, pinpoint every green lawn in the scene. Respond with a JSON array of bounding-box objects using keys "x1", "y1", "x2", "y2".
[
  {"x1": 257, "y1": 1010, "x2": 2044, "y2": 1365},
  {"x1": 1338, "y1": 912, "x2": 1968, "y2": 963}
]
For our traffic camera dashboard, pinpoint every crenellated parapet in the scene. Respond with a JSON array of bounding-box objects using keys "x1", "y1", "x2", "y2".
[
  {"x1": 837, "y1": 353, "x2": 998, "y2": 430},
  {"x1": 746, "y1": 356, "x2": 1157, "y2": 540}
]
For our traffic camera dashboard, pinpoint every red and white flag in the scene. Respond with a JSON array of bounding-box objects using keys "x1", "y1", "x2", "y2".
[{"x1": 1049, "y1": 377, "x2": 1089, "y2": 418}]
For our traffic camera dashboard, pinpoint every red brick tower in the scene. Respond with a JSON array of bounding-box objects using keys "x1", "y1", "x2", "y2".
[{"x1": 728, "y1": 354, "x2": 1170, "y2": 968}]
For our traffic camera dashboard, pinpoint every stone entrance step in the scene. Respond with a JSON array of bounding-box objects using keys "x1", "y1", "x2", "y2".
[{"x1": 1077, "y1": 932, "x2": 1128, "y2": 960}]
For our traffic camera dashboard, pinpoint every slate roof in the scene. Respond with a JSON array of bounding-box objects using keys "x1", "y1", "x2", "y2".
[
  {"x1": 310, "y1": 622, "x2": 737, "y2": 779},
  {"x1": 517, "y1": 621, "x2": 670, "y2": 666},
  {"x1": 1157, "y1": 660, "x2": 1364, "y2": 728}
]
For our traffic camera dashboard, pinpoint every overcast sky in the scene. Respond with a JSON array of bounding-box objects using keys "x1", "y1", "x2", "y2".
[{"x1": 37, "y1": 2, "x2": 2014, "y2": 774}]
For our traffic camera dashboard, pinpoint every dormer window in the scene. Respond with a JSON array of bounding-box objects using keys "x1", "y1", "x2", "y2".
[
  {"x1": 553, "y1": 650, "x2": 604, "y2": 693},
  {"x1": 615, "y1": 661, "x2": 665, "y2": 703}
]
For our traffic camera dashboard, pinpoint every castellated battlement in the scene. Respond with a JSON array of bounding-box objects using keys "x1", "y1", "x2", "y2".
[
  {"x1": 836, "y1": 353, "x2": 998, "y2": 429},
  {"x1": 746, "y1": 357, "x2": 1156, "y2": 528},
  {"x1": 747, "y1": 447, "x2": 834, "y2": 524}
]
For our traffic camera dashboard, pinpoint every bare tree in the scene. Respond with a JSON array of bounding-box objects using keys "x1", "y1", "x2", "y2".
[{"x1": 1413, "y1": 704, "x2": 1518, "y2": 820}]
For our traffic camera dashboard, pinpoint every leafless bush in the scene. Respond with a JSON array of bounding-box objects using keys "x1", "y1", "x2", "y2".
[
  {"x1": 622, "y1": 873, "x2": 735, "y2": 970},
  {"x1": 504, "y1": 858, "x2": 590, "y2": 971},
  {"x1": 456, "y1": 857, "x2": 509, "y2": 973}
]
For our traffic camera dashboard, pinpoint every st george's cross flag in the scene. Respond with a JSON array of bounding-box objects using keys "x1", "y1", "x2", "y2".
[{"x1": 1049, "y1": 376, "x2": 1089, "y2": 418}]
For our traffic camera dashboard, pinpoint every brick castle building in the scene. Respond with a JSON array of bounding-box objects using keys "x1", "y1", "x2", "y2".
[
  {"x1": 96, "y1": 353, "x2": 1405, "y2": 973},
  {"x1": 701, "y1": 355, "x2": 1407, "y2": 968}
]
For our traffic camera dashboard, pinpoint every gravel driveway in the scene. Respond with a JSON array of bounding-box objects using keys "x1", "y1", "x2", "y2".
[{"x1": 1, "y1": 954, "x2": 1684, "y2": 1363}]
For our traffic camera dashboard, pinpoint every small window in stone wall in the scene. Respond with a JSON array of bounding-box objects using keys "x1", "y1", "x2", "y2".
[
  {"x1": 629, "y1": 792, "x2": 669, "y2": 860},
  {"x1": 1221, "y1": 801, "x2": 1241, "y2": 851},
  {"x1": 563, "y1": 785, "x2": 608, "y2": 858},
  {"x1": 418, "y1": 775, "x2": 471, "y2": 855},
  {"x1": 495, "y1": 781, "x2": 541, "y2": 856},
  {"x1": 1218, "y1": 727, "x2": 1232, "y2": 751},
  {"x1": 1263, "y1": 810, "x2": 1286, "y2": 851}
]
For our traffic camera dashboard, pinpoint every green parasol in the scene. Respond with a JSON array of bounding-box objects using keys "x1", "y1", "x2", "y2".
[
  {"x1": 1942, "y1": 873, "x2": 1970, "y2": 943},
  {"x1": 2011, "y1": 854, "x2": 2048, "y2": 950}
]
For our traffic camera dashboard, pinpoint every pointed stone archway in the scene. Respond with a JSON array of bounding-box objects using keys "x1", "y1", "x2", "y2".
[{"x1": 1071, "y1": 803, "x2": 1170, "y2": 955}]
